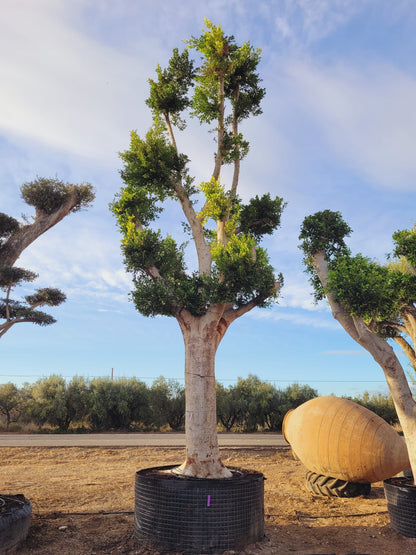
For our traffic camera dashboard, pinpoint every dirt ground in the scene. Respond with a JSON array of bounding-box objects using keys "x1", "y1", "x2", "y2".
[{"x1": 1, "y1": 445, "x2": 416, "y2": 555}]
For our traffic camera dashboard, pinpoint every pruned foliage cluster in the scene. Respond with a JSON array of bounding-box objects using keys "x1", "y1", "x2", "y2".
[
  {"x1": 0, "y1": 178, "x2": 94, "y2": 339},
  {"x1": 299, "y1": 211, "x2": 416, "y2": 373},
  {"x1": 111, "y1": 20, "x2": 285, "y2": 318}
]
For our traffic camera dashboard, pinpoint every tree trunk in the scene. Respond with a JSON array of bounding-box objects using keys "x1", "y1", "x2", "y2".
[
  {"x1": 312, "y1": 251, "x2": 416, "y2": 481},
  {"x1": 0, "y1": 189, "x2": 80, "y2": 267},
  {"x1": 175, "y1": 309, "x2": 232, "y2": 478}
]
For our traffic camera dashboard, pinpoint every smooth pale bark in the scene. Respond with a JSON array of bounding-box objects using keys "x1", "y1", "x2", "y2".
[
  {"x1": 1, "y1": 188, "x2": 82, "y2": 267},
  {"x1": 312, "y1": 251, "x2": 416, "y2": 479},
  {"x1": 175, "y1": 307, "x2": 232, "y2": 478}
]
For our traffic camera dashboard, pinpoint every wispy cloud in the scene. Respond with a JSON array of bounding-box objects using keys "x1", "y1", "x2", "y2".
[
  {"x1": 323, "y1": 350, "x2": 365, "y2": 356},
  {"x1": 0, "y1": 1, "x2": 155, "y2": 163},
  {"x1": 273, "y1": 0, "x2": 366, "y2": 46},
  {"x1": 284, "y1": 59, "x2": 416, "y2": 190},
  {"x1": 250, "y1": 307, "x2": 338, "y2": 330}
]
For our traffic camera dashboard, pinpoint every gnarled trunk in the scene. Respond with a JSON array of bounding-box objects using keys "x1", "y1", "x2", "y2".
[{"x1": 175, "y1": 309, "x2": 232, "y2": 478}]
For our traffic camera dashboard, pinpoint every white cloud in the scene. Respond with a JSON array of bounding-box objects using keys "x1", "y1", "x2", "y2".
[
  {"x1": 0, "y1": 0, "x2": 155, "y2": 163},
  {"x1": 323, "y1": 350, "x2": 365, "y2": 356},
  {"x1": 273, "y1": 0, "x2": 366, "y2": 45},
  {"x1": 250, "y1": 306, "x2": 338, "y2": 330},
  {"x1": 284, "y1": 59, "x2": 416, "y2": 190}
]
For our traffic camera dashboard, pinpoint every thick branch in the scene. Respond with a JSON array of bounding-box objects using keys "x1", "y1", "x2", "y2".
[
  {"x1": 164, "y1": 113, "x2": 177, "y2": 151},
  {"x1": 403, "y1": 308, "x2": 416, "y2": 347},
  {"x1": 163, "y1": 125, "x2": 211, "y2": 276},
  {"x1": 222, "y1": 281, "x2": 283, "y2": 329},
  {"x1": 311, "y1": 251, "x2": 361, "y2": 343},
  {"x1": 212, "y1": 75, "x2": 225, "y2": 181},
  {"x1": 231, "y1": 85, "x2": 240, "y2": 195},
  {"x1": 394, "y1": 335, "x2": 416, "y2": 370},
  {"x1": 0, "y1": 188, "x2": 81, "y2": 267}
]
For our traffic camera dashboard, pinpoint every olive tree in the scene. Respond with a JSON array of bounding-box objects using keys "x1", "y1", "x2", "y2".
[
  {"x1": 112, "y1": 21, "x2": 285, "y2": 477},
  {"x1": 0, "y1": 177, "x2": 94, "y2": 338},
  {"x1": 0, "y1": 382, "x2": 25, "y2": 428},
  {"x1": 299, "y1": 210, "x2": 416, "y2": 478}
]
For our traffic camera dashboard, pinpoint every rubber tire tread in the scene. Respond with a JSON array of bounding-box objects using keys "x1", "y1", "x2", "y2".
[{"x1": 305, "y1": 471, "x2": 371, "y2": 498}]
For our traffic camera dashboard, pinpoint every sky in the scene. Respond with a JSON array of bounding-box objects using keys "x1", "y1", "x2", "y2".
[{"x1": 1, "y1": 0, "x2": 416, "y2": 397}]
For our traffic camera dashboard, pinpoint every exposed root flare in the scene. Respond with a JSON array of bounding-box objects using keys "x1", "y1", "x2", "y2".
[{"x1": 172, "y1": 460, "x2": 233, "y2": 479}]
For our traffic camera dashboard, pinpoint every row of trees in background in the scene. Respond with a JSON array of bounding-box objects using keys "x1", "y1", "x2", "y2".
[{"x1": 0, "y1": 374, "x2": 398, "y2": 432}]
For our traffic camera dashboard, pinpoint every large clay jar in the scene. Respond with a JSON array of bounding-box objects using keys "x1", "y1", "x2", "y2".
[{"x1": 282, "y1": 396, "x2": 409, "y2": 483}]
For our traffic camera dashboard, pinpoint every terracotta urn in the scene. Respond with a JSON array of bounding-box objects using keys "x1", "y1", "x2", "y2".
[{"x1": 282, "y1": 395, "x2": 409, "y2": 483}]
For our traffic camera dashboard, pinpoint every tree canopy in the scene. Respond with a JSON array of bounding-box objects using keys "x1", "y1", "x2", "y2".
[
  {"x1": 0, "y1": 177, "x2": 94, "y2": 339},
  {"x1": 300, "y1": 211, "x2": 416, "y2": 371},
  {"x1": 112, "y1": 20, "x2": 284, "y2": 321}
]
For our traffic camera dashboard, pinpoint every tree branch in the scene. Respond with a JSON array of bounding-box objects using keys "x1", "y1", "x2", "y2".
[
  {"x1": 1, "y1": 187, "x2": 81, "y2": 267},
  {"x1": 213, "y1": 75, "x2": 225, "y2": 181},
  {"x1": 394, "y1": 335, "x2": 416, "y2": 372},
  {"x1": 311, "y1": 251, "x2": 361, "y2": 343}
]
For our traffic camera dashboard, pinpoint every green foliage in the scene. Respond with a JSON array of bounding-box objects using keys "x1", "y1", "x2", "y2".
[
  {"x1": 0, "y1": 278, "x2": 66, "y2": 333},
  {"x1": 328, "y1": 255, "x2": 398, "y2": 321},
  {"x1": 212, "y1": 235, "x2": 277, "y2": 307},
  {"x1": 150, "y1": 377, "x2": 185, "y2": 430},
  {"x1": 122, "y1": 227, "x2": 185, "y2": 278},
  {"x1": 119, "y1": 127, "x2": 188, "y2": 203},
  {"x1": 239, "y1": 194, "x2": 286, "y2": 241},
  {"x1": 299, "y1": 210, "x2": 353, "y2": 302},
  {"x1": 64, "y1": 376, "x2": 91, "y2": 428},
  {"x1": 25, "y1": 288, "x2": 67, "y2": 307},
  {"x1": 225, "y1": 42, "x2": 264, "y2": 119},
  {"x1": 0, "y1": 382, "x2": 24, "y2": 428},
  {"x1": 216, "y1": 382, "x2": 243, "y2": 431},
  {"x1": 393, "y1": 225, "x2": 416, "y2": 268},
  {"x1": 300, "y1": 212, "x2": 416, "y2": 377},
  {"x1": 113, "y1": 20, "x2": 283, "y2": 323},
  {"x1": 21, "y1": 177, "x2": 94, "y2": 215},
  {"x1": 198, "y1": 178, "x2": 231, "y2": 223},
  {"x1": 0, "y1": 213, "x2": 20, "y2": 246},
  {"x1": 146, "y1": 48, "x2": 195, "y2": 125},
  {"x1": 347, "y1": 391, "x2": 398, "y2": 426},
  {"x1": 88, "y1": 377, "x2": 150, "y2": 431},
  {"x1": 28, "y1": 375, "x2": 69, "y2": 430},
  {"x1": 111, "y1": 186, "x2": 162, "y2": 231},
  {"x1": 233, "y1": 375, "x2": 276, "y2": 432},
  {"x1": 1, "y1": 375, "x2": 321, "y2": 432},
  {"x1": 299, "y1": 210, "x2": 352, "y2": 259},
  {"x1": 0, "y1": 266, "x2": 37, "y2": 289},
  {"x1": 262, "y1": 383, "x2": 318, "y2": 431}
]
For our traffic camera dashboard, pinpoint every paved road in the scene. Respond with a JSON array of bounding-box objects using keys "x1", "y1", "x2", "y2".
[{"x1": 0, "y1": 433, "x2": 288, "y2": 448}]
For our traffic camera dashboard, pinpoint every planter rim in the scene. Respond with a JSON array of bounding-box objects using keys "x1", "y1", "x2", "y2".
[
  {"x1": 136, "y1": 464, "x2": 264, "y2": 484},
  {"x1": 384, "y1": 476, "x2": 416, "y2": 488}
]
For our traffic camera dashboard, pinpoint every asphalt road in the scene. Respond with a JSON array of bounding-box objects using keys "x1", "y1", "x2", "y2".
[{"x1": 0, "y1": 433, "x2": 288, "y2": 448}]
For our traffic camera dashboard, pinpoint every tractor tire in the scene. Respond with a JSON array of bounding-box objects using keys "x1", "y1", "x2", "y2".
[{"x1": 305, "y1": 471, "x2": 371, "y2": 498}]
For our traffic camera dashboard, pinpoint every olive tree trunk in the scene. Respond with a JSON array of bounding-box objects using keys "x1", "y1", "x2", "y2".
[
  {"x1": 175, "y1": 308, "x2": 232, "y2": 478},
  {"x1": 1, "y1": 189, "x2": 81, "y2": 267}
]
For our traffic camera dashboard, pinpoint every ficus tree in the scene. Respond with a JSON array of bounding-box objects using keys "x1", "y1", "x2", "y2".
[
  {"x1": 0, "y1": 177, "x2": 94, "y2": 338},
  {"x1": 299, "y1": 210, "x2": 416, "y2": 478},
  {"x1": 112, "y1": 20, "x2": 285, "y2": 477}
]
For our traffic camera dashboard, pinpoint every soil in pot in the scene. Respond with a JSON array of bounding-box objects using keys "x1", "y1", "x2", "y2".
[{"x1": 134, "y1": 464, "x2": 264, "y2": 554}]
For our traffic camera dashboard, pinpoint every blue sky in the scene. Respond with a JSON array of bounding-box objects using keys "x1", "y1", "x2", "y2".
[{"x1": 1, "y1": 0, "x2": 416, "y2": 396}]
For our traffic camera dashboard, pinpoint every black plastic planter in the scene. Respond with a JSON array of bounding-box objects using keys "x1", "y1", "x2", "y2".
[
  {"x1": 134, "y1": 465, "x2": 264, "y2": 554},
  {"x1": 0, "y1": 494, "x2": 32, "y2": 554},
  {"x1": 384, "y1": 477, "x2": 416, "y2": 537}
]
